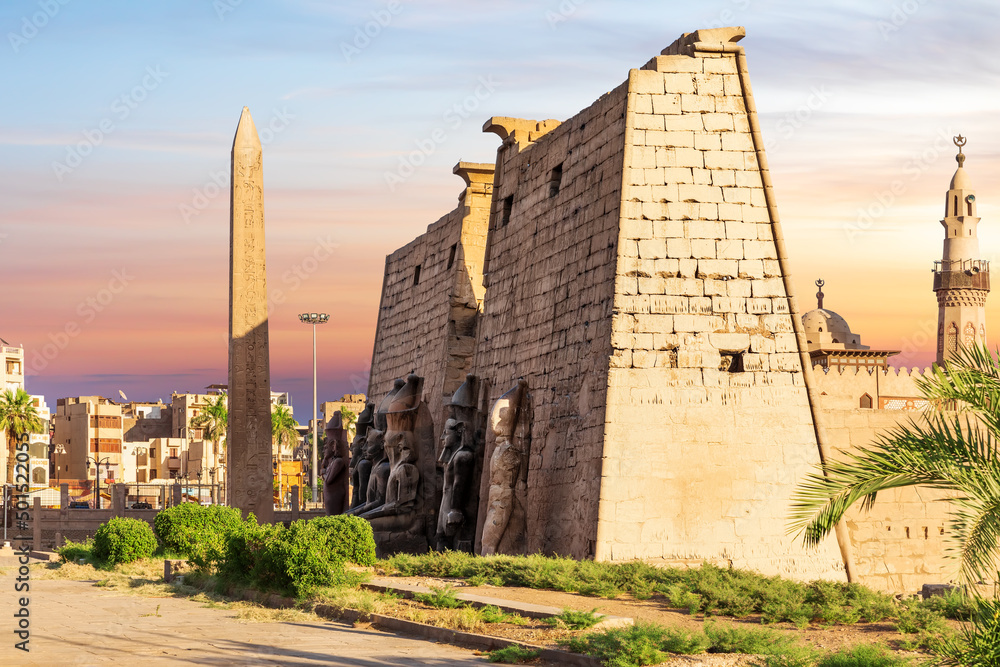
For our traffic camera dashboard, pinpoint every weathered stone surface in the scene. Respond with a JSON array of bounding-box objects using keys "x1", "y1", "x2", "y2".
[{"x1": 227, "y1": 107, "x2": 272, "y2": 524}]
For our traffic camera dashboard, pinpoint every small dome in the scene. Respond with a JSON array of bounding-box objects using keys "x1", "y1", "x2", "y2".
[
  {"x1": 950, "y1": 166, "x2": 973, "y2": 191},
  {"x1": 802, "y1": 308, "x2": 853, "y2": 336}
]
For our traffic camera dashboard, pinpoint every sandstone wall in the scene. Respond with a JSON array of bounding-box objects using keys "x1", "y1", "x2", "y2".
[
  {"x1": 368, "y1": 164, "x2": 493, "y2": 432},
  {"x1": 471, "y1": 88, "x2": 630, "y2": 558},
  {"x1": 814, "y1": 364, "x2": 958, "y2": 592},
  {"x1": 596, "y1": 37, "x2": 844, "y2": 580}
]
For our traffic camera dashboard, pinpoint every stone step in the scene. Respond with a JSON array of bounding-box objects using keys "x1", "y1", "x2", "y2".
[{"x1": 364, "y1": 576, "x2": 633, "y2": 630}]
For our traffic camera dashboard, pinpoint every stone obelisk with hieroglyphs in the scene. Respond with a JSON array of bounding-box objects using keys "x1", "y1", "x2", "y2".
[{"x1": 228, "y1": 107, "x2": 273, "y2": 523}]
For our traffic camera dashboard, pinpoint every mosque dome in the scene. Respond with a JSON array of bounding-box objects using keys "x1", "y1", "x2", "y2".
[
  {"x1": 802, "y1": 308, "x2": 852, "y2": 338},
  {"x1": 802, "y1": 280, "x2": 866, "y2": 350},
  {"x1": 950, "y1": 166, "x2": 972, "y2": 191}
]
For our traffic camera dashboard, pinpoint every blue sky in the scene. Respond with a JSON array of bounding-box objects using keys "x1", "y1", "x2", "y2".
[{"x1": 2, "y1": 0, "x2": 999, "y2": 410}]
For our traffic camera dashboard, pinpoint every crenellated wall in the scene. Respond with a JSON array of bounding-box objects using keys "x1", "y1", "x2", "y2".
[{"x1": 813, "y1": 364, "x2": 959, "y2": 592}]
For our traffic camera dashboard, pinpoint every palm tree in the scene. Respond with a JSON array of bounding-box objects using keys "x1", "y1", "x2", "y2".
[
  {"x1": 340, "y1": 406, "x2": 357, "y2": 441},
  {"x1": 0, "y1": 388, "x2": 43, "y2": 484},
  {"x1": 790, "y1": 343, "x2": 1000, "y2": 586},
  {"x1": 271, "y1": 404, "x2": 299, "y2": 461},
  {"x1": 190, "y1": 393, "x2": 227, "y2": 470}
]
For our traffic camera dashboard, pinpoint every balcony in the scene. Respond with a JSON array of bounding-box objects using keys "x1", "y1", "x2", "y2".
[
  {"x1": 933, "y1": 259, "x2": 990, "y2": 291},
  {"x1": 167, "y1": 457, "x2": 181, "y2": 470}
]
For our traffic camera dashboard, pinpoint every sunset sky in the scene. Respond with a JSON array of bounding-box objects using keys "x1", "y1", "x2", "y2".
[{"x1": 3, "y1": 0, "x2": 1000, "y2": 413}]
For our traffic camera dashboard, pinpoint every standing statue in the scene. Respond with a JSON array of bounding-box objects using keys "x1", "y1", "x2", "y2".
[
  {"x1": 480, "y1": 378, "x2": 530, "y2": 556},
  {"x1": 320, "y1": 412, "x2": 350, "y2": 515},
  {"x1": 349, "y1": 402, "x2": 375, "y2": 508},
  {"x1": 435, "y1": 374, "x2": 482, "y2": 551}
]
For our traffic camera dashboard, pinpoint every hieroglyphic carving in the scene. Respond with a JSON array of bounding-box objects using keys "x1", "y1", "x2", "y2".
[{"x1": 228, "y1": 107, "x2": 273, "y2": 523}]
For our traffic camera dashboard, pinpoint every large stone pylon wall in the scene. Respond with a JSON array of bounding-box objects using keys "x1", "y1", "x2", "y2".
[
  {"x1": 596, "y1": 31, "x2": 843, "y2": 579},
  {"x1": 368, "y1": 163, "x2": 494, "y2": 433},
  {"x1": 470, "y1": 91, "x2": 631, "y2": 557}
]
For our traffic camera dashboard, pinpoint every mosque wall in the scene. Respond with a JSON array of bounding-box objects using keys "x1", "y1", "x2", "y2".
[{"x1": 813, "y1": 365, "x2": 958, "y2": 593}]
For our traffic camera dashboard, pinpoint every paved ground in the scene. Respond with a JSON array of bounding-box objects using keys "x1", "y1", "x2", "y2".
[{"x1": 0, "y1": 573, "x2": 490, "y2": 666}]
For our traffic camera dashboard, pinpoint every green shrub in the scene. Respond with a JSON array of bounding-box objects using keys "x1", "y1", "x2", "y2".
[
  {"x1": 414, "y1": 586, "x2": 465, "y2": 609},
  {"x1": 218, "y1": 515, "x2": 376, "y2": 597},
  {"x1": 153, "y1": 503, "x2": 243, "y2": 563},
  {"x1": 479, "y1": 605, "x2": 526, "y2": 625},
  {"x1": 92, "y1": 517, "x2": 156, "y2": 566},
  {"x1": 218, "y1": 517, "x2": 282, "y2": 582},
  {"x1": 487, "y1": 645, "x2": 540, "y2": 664},
  {"x1": 308, "y1": 515, "x2": 377, "y2": 567},
  {"x1": 704, "y1": 623, "x2": 798, "y2": 655},
  {"x1": 934, "y1": 597, "x2": 1000, "y2": 666},
  {"x1": 920, "y1": 588, "x2": 973, "y2": 621},
  {"x1": 543, "y1": 607, "x2": 604, "y2": 630},
  {"x1": 894, "y1": 601, "x2": 948, "y2": 635},
  {"x1": 816, "y1": 644, "x2": 912, "y2": 667},
  {"x1": 563, "y1": 623, "x2": 710, "y2": 667},
  {"x1": 57, "y1": 538, "x2": 94, "y2": 564}
]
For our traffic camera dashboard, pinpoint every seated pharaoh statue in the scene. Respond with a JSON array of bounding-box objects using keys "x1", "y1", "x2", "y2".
[
  {"x1": 360, "y1": 374, "x2": 424, "y2": 532},
  {"x1": 345, "y1": 379, "x2": 403, "y2": 517},
  {"x1": 348, "y1": 402, "x2": 375, "y2": 509}
]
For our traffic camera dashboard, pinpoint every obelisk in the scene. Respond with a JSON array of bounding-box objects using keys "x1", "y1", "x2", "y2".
[{"x1": 228, "y1": 107, "x2": 273, "y2": 523}]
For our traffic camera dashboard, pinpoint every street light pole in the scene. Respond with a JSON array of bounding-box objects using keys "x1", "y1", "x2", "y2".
[
  {"x1": 298, "y1": 312, "x2": 329, "y2": 506},
  {"x1": 87, "y1": 455, "x2": 110, "y2": 510}
]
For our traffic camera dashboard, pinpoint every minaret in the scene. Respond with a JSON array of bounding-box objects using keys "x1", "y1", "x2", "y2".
[{"x1": 934, "y1": 135, "x2": 990, "y2": 365}]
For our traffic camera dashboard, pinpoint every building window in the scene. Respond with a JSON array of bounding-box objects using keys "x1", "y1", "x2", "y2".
[
  {"x1": 447, "y1": 243, "x2": 457, "y2": 270},
  {"x1": 548, "y1": 163, "x2": 563, "y2": 197},
  {"x1": 719, "y1": 351, "x2": 744, "y2": 373},
  {"x1": 860, "y1": 394, "x2": 873, "y2": 409},
  {"x1": 413, "y1": 264, "x2": 421, "y2": 286},
  {"x1": 501, "y1": 195, "x2": 513, "y2": 227},
  {"x1": 964, "y1": 322, "x2": 975, "y2": 347},
  {"x1": 948, "y1": 322, "x2": 959, "y2": 354}
]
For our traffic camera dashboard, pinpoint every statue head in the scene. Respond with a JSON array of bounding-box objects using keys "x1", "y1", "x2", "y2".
[
  {"x1": 350, "y1": 432, "x2": 368, "y2": 458},
  {"x1": 365, "y1": 428, "x2": 386, "y2": 460},
  {"x1": 392, "y1": 431, "x2": 418, "y2": 466},
  {"x1": 438, "y1": 419, "x2": 464, "y2": 465},
  {"x1": 490, "y1": 378, "x2": 527, "y2": 439}
]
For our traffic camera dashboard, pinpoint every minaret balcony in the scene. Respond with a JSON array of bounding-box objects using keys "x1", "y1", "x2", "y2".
[{"x1": 932, "y1": 259, "x2": 990, "y2": 291}]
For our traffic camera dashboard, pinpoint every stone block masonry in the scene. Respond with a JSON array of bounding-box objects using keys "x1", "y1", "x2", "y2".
[
  {"x1": 368, "y1": 26, "x2": 961, "y2": 591},
  {"x1": 369, "y1": 162, "x2": 494, "y2": 437},
  {"x1": 597, "y1": 29, "x2": 843, "y2": 580}
]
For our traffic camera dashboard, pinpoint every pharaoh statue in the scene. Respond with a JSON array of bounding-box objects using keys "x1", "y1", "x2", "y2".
[
  {"x1": 348, "y1": 402, "x2": 375, "y2": 509},
  {"x1": 320, "y1": 411, "x2": 350, "y2": 515},
  {"x1": 345, "y1": 379, "x2": 403, "y2": 517},
  {"x1": 480, "y1": 378, "x2": 530, "y2": 556},
  {"x1": 361, "y1": 373, "x2": 436, "y2": 554},
  {"x1": 435, "y1": 374, "x2": 482, "y2": 551}
]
